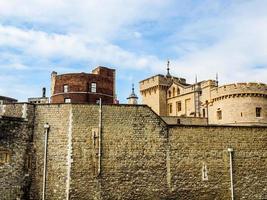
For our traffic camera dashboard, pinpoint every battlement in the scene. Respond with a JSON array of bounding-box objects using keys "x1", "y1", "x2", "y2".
[
  {"x1": 0, "y1": 103, "x2": 35, "y2": 122},
  {"x1": 140, "y1": 74, "x2": 187, "y2": 92},
  {"x1": 200, "y1": 80, "x2": 217, "y2": 88},
  {"x1": 211, "y1": 82, "x2": 267, "y2": 99},
  {"x1": 139, "y1": 75, "x2": 171, "y2": 91}
]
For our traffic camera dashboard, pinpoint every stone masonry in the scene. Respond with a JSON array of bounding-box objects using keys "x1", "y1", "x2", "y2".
[
  {"x1": 0, "y1": 104, "x2": 35, "y2": 200},
  {"x1": 0, "y1": 103, "x2": 266, "y2": 199}
]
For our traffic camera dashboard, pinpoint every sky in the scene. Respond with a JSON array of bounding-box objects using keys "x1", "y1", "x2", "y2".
[{"x1": 0, "y1": 0, "x2": 267, "y2": 103}]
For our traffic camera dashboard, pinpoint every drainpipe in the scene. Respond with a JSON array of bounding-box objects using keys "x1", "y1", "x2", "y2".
[
  {"x1": 206, "y1": 101, "x2": 209, "y2": 125},
  {"x1": 98, "y1": 98, "x2": 102, "y2": 176},
  {"x1": 43, "y1": 123, "x2": 50, "y2": 200},
  {"x1": 228, "y1": 148, "x2": 234, "y2": 200}
]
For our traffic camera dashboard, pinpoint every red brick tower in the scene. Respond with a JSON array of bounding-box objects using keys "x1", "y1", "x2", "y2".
[{"x1": 50, "y1": 66, "x2": 116, "y2": 104}]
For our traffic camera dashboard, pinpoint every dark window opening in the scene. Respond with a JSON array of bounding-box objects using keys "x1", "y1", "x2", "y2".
[
  {"x1": 256, "y1": 107, "x2": 262, "y2": 117},
  {"x1": 217, "y1": 109, "x2": 222, "y2": 120},
  {"x1": 203, "y1": 109, "x2": 206, "y2": 118},
  {"x1": 177, "y1": 101, "x2": 182, "y2": 112},
  {"x1": 168, "y1": 91, "x2": 171, "y2": 98}
]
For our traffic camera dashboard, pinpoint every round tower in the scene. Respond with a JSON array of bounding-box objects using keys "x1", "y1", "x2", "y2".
[{"x1": 208, "y1": 82, "x2": 267, "y2": 126}]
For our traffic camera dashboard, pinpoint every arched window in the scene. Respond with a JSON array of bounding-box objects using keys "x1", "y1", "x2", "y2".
[
  {"x1": 168, "y1": 90, "x2": 171, "y2": 98},
  {"x1": 177, "y1": 87, "x2": 180, "y2": 95}
]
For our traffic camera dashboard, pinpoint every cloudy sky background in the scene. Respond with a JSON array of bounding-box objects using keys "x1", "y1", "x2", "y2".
[{"x1": 0, "y1": 0, "x2": 267, "y2": 102}]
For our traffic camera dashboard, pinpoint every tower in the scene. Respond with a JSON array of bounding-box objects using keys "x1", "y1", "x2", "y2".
[
  {"x1": 139, "y1": 61, "x2": 174, "y2": 115},
  {"x1": 127, "y1": 84, "x2": 138, "y2": 104}
]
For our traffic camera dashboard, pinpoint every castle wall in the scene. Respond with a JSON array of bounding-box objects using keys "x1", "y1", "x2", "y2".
[
  {"x1": 30, "y1": 104, "x2": 71, "y2": 200},
  {"x1": 1, "y1": 103, "x2": 266, "y2": 199},
  {"x1": 0, "y1": 103, "x2": 35, "y2": 200},
  {"x1": 70, "y1": 105, "x2": 169, "y2": 199},
  {"x1": 169, "y1": 126, "x2": 267, "y2": 200},
  {"x1": 30, "y1": 104, "x2": 169, "y2": 200}
]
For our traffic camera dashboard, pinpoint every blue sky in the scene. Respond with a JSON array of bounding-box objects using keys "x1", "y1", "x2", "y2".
[{"x1": 0, "y1": 0, "x2": 267, "y2": 102}]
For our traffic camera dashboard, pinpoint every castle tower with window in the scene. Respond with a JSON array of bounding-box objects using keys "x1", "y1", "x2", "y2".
[
  {"x1": 139, "y1": 63, "x2": 267, "y2": 126},
  {"x1": 139, "y1": 61, "x2": 189, "y2": 116}
]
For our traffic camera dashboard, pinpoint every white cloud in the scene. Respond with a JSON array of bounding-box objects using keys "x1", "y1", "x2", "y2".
[
  {"x1": 0, "y1": 0, "x2": 267, "y2": 101},
  {"x1": 168, "y1": 0, "x2": 267, "y2": 84}
]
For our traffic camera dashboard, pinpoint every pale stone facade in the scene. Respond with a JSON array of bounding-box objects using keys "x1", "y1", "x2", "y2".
[{"x1": 140, "y1": 73, "x2": 267, "y2": 126}]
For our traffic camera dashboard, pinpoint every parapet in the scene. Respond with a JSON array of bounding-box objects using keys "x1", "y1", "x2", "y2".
[
  {"x1": 139, "y1": 74, "x2": 187, "y2": 92},
  {"x1": 211, "y1": 82, "x2": 267, "y2": 100},
  {"x1": 0, "y1": 103, "x2": 35, "y2": 122},
  {"x1": 200, "y1": 80, "x2": 217, "y2": 88},
  {"x1": 140, "y1": 75, "x2": 170, "y2": 92}
]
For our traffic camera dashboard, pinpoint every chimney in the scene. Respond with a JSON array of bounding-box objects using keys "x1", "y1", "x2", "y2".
[{"x1": 42, "y1": 87, "x2": 46, "y2": 98}]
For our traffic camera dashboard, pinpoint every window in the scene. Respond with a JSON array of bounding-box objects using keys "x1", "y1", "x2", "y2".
[
  {"x1": 256, "y1": 107, "x2": 262, "y2": 117},
  {"x1": 91, "y1": 83, "x2": 97, "y2": 93},
  {"x1": 217, "y1": 109, "x2": 222, "y2": 120},
  {"x1": 168, "y1": 90, "x2": 171, "y2": 98},
  {"x1": 63, "y1": 85, "x2": 68, "y2": 93},
  {"x1": 168, "y1": 103, "x2": 173, "y2": 114},
  {"x1": 0, "y1": 151, "x2": 10, "y2": 165},
  {"x1": 203, "y1": 109, "x2": 206, "y2": 118},
  {"x1": 177, "y1": 88, "x2": 180, "y2": 95},
  {"x1": 64, "y1": 98, "x2": 71, "y2": 103},
  {"x1": 176, "y1": 101, "x2": 182, "y2": 112},
  {"x1": 173, "y1": 88, "x2": 175, "y2": 96}
]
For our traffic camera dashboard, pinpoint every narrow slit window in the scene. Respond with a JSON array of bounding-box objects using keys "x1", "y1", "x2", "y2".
[
  {"x1": 177, "y1": 101, "x2": 182, "y2": 112},
  {"x1": 168, "y1": 103, "x2": 173, "y2": 114},
  {"x1": 256, "y1": 107, "x2": 262, "y2": 117},
  {"x1": 217, "y1": 109, "x2": 222, "y2": 120},
  {"x1": 168, "y1": 90, "x2": 171, "y2": 98},
  {"x1": 177, "y1": 88, "x2": 180, "y2": 95}
]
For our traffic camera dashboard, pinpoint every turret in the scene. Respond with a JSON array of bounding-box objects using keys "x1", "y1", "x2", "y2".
[{"x1": 127, "y1": 84, "x2": 138, "y2": 105}]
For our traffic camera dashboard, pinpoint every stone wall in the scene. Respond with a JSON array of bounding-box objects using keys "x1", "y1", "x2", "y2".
[
  {"x1": 162, "y1": 116, "x2": 208, "y2": 125},
  {"x1": 30, "y1": 104, "x2": 71, "y2": 200},
  {"x1": 1, "y1": 103, "x2": 266, "y2": 199},
  {"x1": 169, "y1": 125, "x2": 267, "y2": 200},
  {"x1": 70, "y1": 104, "x2": 169, "y2": 199},
  {"x1": 31, "y1": 104, "x2": 169, "y2": 200},
  {"x1": 0, "y1": 117, "x2": 34, "y2": 200},
  {"x1": 31, "y1": 104, "x2": 267, "y2": 199}
]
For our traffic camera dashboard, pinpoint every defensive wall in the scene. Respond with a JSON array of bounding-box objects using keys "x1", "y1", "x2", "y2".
[
  {"x1": 0, "y1": 103, "x2": 35, "y2": 200},
  {"x1": 0, "y1": 103, "x2": 267, "y2": 199}
]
